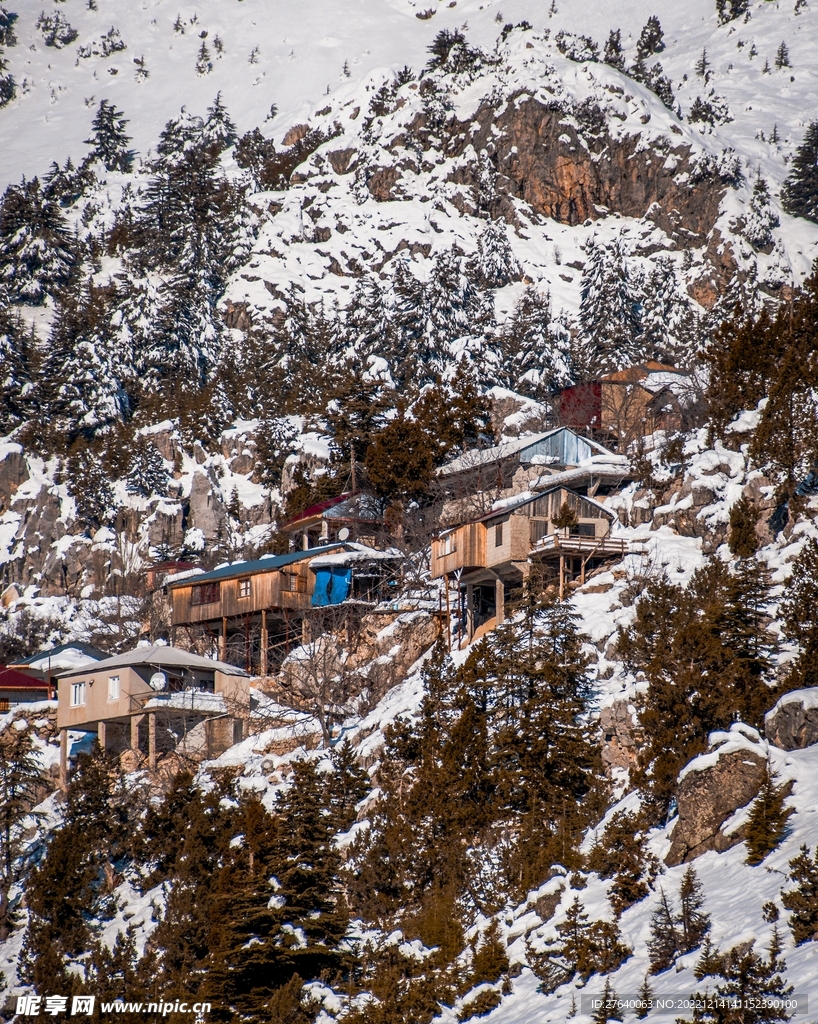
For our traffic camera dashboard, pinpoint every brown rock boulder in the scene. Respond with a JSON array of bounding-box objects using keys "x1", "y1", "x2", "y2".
[
  {"x1": 666, "y1": 731, "x2": 767, "y2": 866},
  {"x1": 765, "y1": 690, "x2": 818, "y2": 751},
  {"x1": 0, "y1": 444, "x2": 28, "y2": 513}
]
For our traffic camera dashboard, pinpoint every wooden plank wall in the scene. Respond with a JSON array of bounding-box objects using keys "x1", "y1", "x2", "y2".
[{"x1": 171, "y1": 564, "x2": 313, "y2": 625}]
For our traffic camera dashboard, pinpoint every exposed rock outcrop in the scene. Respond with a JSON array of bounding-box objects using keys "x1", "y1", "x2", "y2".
[
  {"x1": 665, "y1": 725, "x2": 767, "y2": 866},
  {"x1": 600, "y1": 700, "x2": 642, "y2": 770},
  {"x1": 765, "y1": 689, "x2": 818, "y2": 751}
]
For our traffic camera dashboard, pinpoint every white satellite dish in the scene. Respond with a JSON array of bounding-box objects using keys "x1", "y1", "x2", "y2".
[
  {"x1": 337, "y1": 527, "x2": 350, "y2": 541},
  {"x1": 149, "y1": 671, "x2": 168, "y2": 692}
]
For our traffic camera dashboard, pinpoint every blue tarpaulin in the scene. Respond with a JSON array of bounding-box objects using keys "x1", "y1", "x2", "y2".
[{"x1": 312, "y1": 568, "x2": 352, "y2": 606}]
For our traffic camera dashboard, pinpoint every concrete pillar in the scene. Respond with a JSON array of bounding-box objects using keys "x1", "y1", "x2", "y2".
[
  {"x1": 260, "y1": 609, "x2": 268, "y2": 677},
  {"x1": 302, "y1": 617, "x2": 311, "y2": 645},
  {"x1": 559, "y1": 554, "x2": 566, "y2": 601},
  {"x1": 495, "y1": 578, "x2": 505, "y2": 624},
  {"x1": 130, "y1": 713, "x2": 144, "y2": 757},
  {"x1": 148, "y1": 712, "x2": 157, "y2": 772},
  {"x1": 219, "y1": 617, "x2": 227, "y2": 661},
  {"x1": 466, "y1": 584, "x2": 475, "y2": 641},
  {"x1": 98, "y1": 721, "x2": 107, "y2": 753},
  {"x1": 59, "y1": 728, "x2": 68, "y2": 791}
]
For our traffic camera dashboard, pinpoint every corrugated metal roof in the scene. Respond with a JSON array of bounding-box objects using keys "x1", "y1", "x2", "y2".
[
  {"x1": 165, "y1": 544, "x2": 346, "y2": 588},
  {"x1": 57, "y1": 644, "x2": 250, "y2": 679},
  {"x1": 437, "y1": 428, "x2": 611, "y2": 477}
]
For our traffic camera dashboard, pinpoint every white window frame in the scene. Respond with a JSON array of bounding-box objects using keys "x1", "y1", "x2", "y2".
[
  {"x1": 108, "y1": 675, "x2": 120, "y2": 701},
  {"x1": 239, "y1": 578, "x2": 251, "y2": 599},
  {"x1": 70, "y1": 682, "x2": 86, "y2": 707}
]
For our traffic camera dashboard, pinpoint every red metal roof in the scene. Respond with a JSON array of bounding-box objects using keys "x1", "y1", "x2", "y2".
[
  {"x1": 0, "y1": 666, "x2": 50, "y2": 691},
  {"x1": 283, "y1": 492, "x2": 356, "y2": 527}
]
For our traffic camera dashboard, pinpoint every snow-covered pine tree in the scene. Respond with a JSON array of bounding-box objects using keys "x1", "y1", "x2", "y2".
[
  {"x1": 716, "y1": 0, "x2": 749, "y2": 24},
  {"x1": 0, "y1": 177, "x2": 76, "y2": 303},
  {"x1": 577, "y1": 236, "x2": 642, "y2": 376},
  {"x1": 342, "y1": 274, "x2": 395, "y2": 369},
  {"x1": 126, "y1": 437, "x2": 169, "y2": 497},
  {"x1": 84, "y1": 100, "x2": 135, "y2": 173},
  {"x1": 603, "y1": 29, "x2": 625, "y2": 71},
  {"x1": 640, "y1": 257, "x2": 690, "y2": 364},
  {"x1": 391, "y1": 256, "x2": 430, "y2": 384},
  {"x1": 636, "y1": 16, "x2": 664, "y2": 60},
  {"x1": 782, "y1": 844, "x2": 818, "y2": 944},
  {"x1": 648, "y1": 888, "x2": 681, "y2": 973},
  {"x1": 202, "y1": 92, "x2": 238, "y2": 153},
  {"x1": 473, "y1": 217, "x2": 521, "y2": 289},
  {"x1": 0, "y1": 45, "x2": 14, "y2": 107},
  {"x1": 0, "y1": 304, "x2": 34, "y2": 434},
  {"x1": 744, "y1": 175, "x2": 779, "y2": 249},
  {"x1": 38, "y1": 283, "x2": 129, "y2": 442},
  {"x1": 0, "y1": 8, "x2": 17, "y2": 47},
  {"x1": 195, "y1": 41, "x2": 212, "y2": 76},
  {"x1": 781, "y1": 121, "x2": 818, "y2": 223},
  {"x1": 418, "y1": 250, "x2": 482, "y2": 383},
  {"x1": 42, "y1": 157, "x2": 92, "y2": 208},
  {"x1": 495, "y1": 286, "x2": 571, "y2": 398}
]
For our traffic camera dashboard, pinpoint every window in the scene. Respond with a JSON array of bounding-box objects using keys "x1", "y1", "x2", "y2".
[
  {"x1": 239, "y1": 578, "x2": 251, "y2": 599},
  {"x1": 70, "y1": 682, "x2": 86, "y2": 707},
  {"x1": 573, "y1": 523, "x2": 596, "y2": 537},
  {"x1": 108, "y1": 676, "x2": 120, "y2": 701},
  {"x1": 440, "y1": 533, "x2": 457, "y2": 556},
  {"x1": 282, "y1": 572, "x2": 307, "y2": 594},
  {"x1": 495, "y1": 523, "x2": 504, "y2": 547},
  {"x1": 192, "y1": 582, "x2": 220, "y2": 606}
]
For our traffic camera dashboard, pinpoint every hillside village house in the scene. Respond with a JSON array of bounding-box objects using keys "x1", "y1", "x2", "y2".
[
  {"x1": 166, "y1": 541, "x2": 399, "y2": 675},
  {"x1": 56, "y1": 645, "x2": 250, "y2": 785},
  {"x1": 0, "y1": 667, "x2": 52, "y2": 710},
  {"x1": 435, "y1": 426, "x2": 631, "y2": 527},
  {"x1": 280, "y1": 492, "x2": 383, "y2": 550},
  {"x1": 432, "y1": 485, "x2": 626, "y2": 643},
  {"x1": 8, "y1": 641, "x2": 108, "y2": 688},
  {"x1": 556, "y1": 362, "x2": 695, "y2": 446}
]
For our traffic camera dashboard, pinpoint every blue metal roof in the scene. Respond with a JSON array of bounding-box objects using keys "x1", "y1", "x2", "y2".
[{"x1": 166, "y1": 544, "x2": 346, "y2": 589}]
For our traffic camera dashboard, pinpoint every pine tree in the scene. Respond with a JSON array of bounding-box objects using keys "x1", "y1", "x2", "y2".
[
  {"x1": 195, "y1": 41, "x2": 212, "y2": 75},
  {"x1": 729, "y1": 496, "x2": 760, "y2": 556},
  {"x1": 744, "y1": 759, "x2": 794, "y2": 865},
  {"x1": 0, "y1": 305, "x2": 34, "y2": 434},
  {"x1": 495, "y1": 286, "x2": 572, "y2": 397},
  {"x1": 678, "y1": 867, "x2": 710, "y2": 952},
  {"x1": 0, "y1": 177, "x2": 76, "y2": 303},
  {"x1": 603, "y1": 29, "x2": 625, "y2": 71},
  {"x1": 84, "y1": 99, "x2": 135, "y2": 172},
  {"x1": 744, "y1": 176, "x2": 779, "y2": 249},
  {"x1": 781, "y1": 845, "x2": 818, "y2": 943},
  {"x1": 473, "y1": 218, "x2": 521, "y2": 288},
  {"x1": 126, "y1": 437, "x2": 169, "y2": 497},
  {"x1": 695, "y1": 48, "x2": 710, "y2": 79},
  {"x1": 781, "y1": 121, "x2": 818, "y2": 223},
  {"x1": 37, "y1": 283, "x2": 129, "y2": 442},
  {"x1": 648, "y1": 888, "x2": 681, "y2": 974},
  {"x1": 0, "y1": 726, "x2": 45, "y2": 940},
  {"x1": 636, "y1": 975, "x2": 653, "y2": 1019},
  {"x1": 202, "y1": 92, "x2": 238, "y2": 152},
  {"x1": 587, "y1": 810, "x2": 657, "y2": 914},
  {"x1": 774, "y1": 41, "x2": 791, "y2": 69},
  {"x1": 636, "y1": 16, "x2": 664, "y2": 60},
  {"x1": 577, "y1": 236, "x2": 642, "y2": 375},
  {"x1": 593, "y1": 976, "x2": 623, "y2": 1023},
  {"x1": 716, "y1": 0, "x2": 749, "y2": 24},
  {"x1": 0, "y1": 44, "x2": 15, "y2": 107},
  {"x1": 679, "y1": 930, "x2": 793, "y2": 1023}
]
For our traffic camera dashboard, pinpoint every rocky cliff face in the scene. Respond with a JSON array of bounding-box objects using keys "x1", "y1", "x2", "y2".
[{"x1": 665, "y1": 727, "x2": 767, "y2": 866}]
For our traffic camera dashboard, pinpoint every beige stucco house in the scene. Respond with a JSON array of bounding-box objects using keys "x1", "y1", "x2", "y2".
[{"x1": 56, "y1": 644, "x2": 250, "y2": 783}]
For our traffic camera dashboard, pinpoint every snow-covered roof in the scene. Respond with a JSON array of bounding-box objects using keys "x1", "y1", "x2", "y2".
[
  {"x1": 437, "y1": 428, "x2": 612, "y2": 478},
  {"x1": 56, "y1": 645, "x2": 249, "y2": 679},
  {"x1": 11, "y1": 642, "x2": 109, "y2": 673},
  {"x1": 481, "y1": 485, "x2": 617, "y2": 524},
  {"x1": 308, "y1": 543, "x2": 400, "y2": 568}
]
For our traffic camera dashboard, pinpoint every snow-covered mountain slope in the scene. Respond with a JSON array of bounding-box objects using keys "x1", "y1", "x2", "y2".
[{"x1": 1, "y1": 0, "x2": 816, "y2": 191}]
